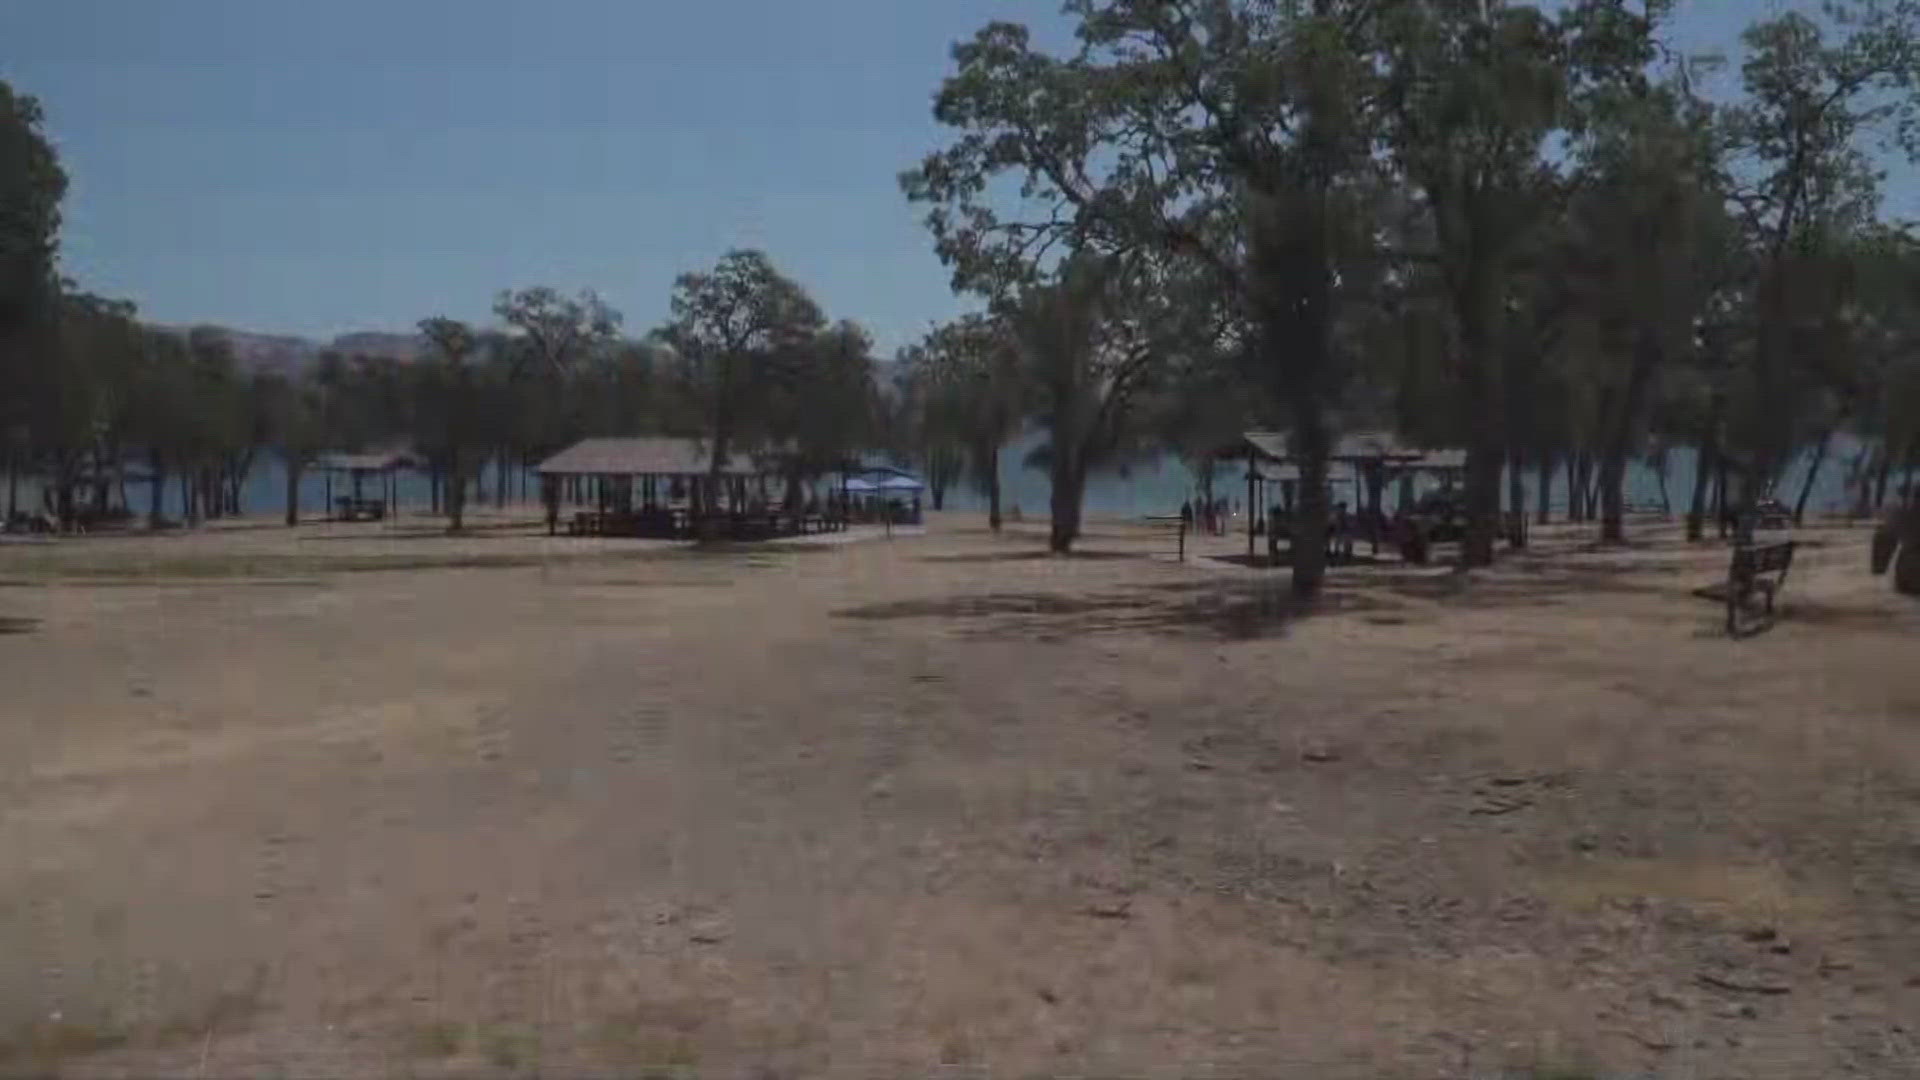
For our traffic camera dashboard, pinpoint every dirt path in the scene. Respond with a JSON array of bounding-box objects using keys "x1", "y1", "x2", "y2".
[{"x1": 1, "y1": 514, "x2": 1916, "y2": 1077}]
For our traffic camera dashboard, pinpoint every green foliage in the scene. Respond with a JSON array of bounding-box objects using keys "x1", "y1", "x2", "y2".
[
  {"x1": 910, "y1": 312, "x2": 1023, "y2": 509},
  {"x1": 658, "y1": 249, "x2": 829, "y2": 475},
  {"x1": 0, "y1": 80, "x2": 67, "y2": 332}
]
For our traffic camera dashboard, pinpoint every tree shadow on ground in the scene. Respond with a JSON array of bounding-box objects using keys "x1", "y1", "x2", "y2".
[
  {"x1": 1372, "y1": 565, "x2": 1676, "y2": 609},
  {"x1": 1771, "y1": 599, "x2": 1912, "y2": 633},
  {"x1": 297, "y1": 521, "x2": 539, "y2": 541},
  {"x1": 0, "y1": 616, "x2": 40, "y2": 635},
  {"x1": 918, "y1": 549, "x2": 1145, "y2": 564},
  {"x1": 1204, "y1": 551, "x2": 1394, "y2": 570},
  {"x1": 834, "y1": 580, "x2": 1391, "y2": 642},
  {"x1": 1727, "y1": 616, "x2": 1780, "y2": 640}
]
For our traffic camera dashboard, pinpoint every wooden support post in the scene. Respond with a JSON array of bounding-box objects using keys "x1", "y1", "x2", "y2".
[{"x1": 1246, "y1": 449, "x2": 1256, "y2": 560}]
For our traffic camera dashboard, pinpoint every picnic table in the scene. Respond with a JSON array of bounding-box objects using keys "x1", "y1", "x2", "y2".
[{"x1": 334, "y1": 497, "x2": 386, "y2": 522}]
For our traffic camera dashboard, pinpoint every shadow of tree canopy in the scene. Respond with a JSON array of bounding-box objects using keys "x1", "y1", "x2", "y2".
[
  {"x1": 1774, "y1": 598, "x2": 1912, "y2": 632},
  {"x1": 297, "y1": 521, "x2": 539, "y2": 542},
  {"x1": 834, "y1": 580, "x2": 1391, "y2": 641},
  {"x1": 0, "y1": 616, "x2": 40, "y2": 635},
  {"x1": 917, "y1": 549, "x2": 1146, "y2": 564},
  {"x1": 1204, "y1": 551, "x2": 1393, "y2": 570},
  {"x1": 1373, "y1": 566, "x2": 1676, "y2": 609}
]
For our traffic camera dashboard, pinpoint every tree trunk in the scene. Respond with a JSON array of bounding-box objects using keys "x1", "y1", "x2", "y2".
[
  {"x1": 985, "y1": 450, "x2": 1002, "y2": 532},
  {"x1": 1460, "y1": 425, "x2": 1503, "y2": 568},
  {"x1": 1567, "y1": 452, "x2": 1587, "y2": 523},
  {"x1": 1846, "y1": 449, "x2": 1871, "y2": 518},
  {"x1": 1687, "y1": 437, "x2": 1714, "y2": 542},
  {"x1": 1048, "y1": 449, "x2": 1085, "y2": 554},
  {"x1": 180, "y1": 473, "x2": 197, "y2": 527},
  {"x1": 446, "y1": 449, "x2": 466, "y2": 533},
  {"x1": 1565, "y1": 454, "x2": 1580, "y2": 522},
  {"x1": 1873, "y1": 445, "x2": 1893, "y2": 512},
  {"x1": 1598, "y1": 335, "x2": 1658, "y2": 544},
  {"x1": 1506, "y1": 448, "x2": 1527, "y2": 548},
  {"x1": 1291, "y1": 415, "x2": 1331, "y2": 598},
  {"x1": 148, "y1": 451, "x2": 166, "y2": 530},
  {"x1": 55, "y1": 474, "x2": 76, "y2": 532},
  {"x1": 90, "y1": 453, "x2": 110, "y2": 516},
  {"x1": 1654, "y1": 456, "x2": 1672, "y2": 518},
  {"x1": 1598, "y1": 447, "x2": 1628, "y2": 544},
  {"x1": 930, "y1": 481, "x2": 947, "y2": 512},
  {"x1": 5, "y1": 453, "x2": 16, "y2": 522},
  {"x1": 1793, "y1": 427, "x2": 1835, "y2": 525},
  {"x1": 1450, "y1": 228, "x2": 1505, "y2": 569},
  {"x1": 1884, "y1": 504, "x2": 1920, "y2": 596},
  {"x1": 1713, "y1": 456, "x2": 1730, "y2": 538},
  {"x1": 285, "y1": 460, "x2": 302, "y2": 526},
  {"x1": 1535, "y1": 453, "x2": 1554, "y2": 526}
]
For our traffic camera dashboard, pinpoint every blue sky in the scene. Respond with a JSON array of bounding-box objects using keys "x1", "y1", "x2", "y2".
[{"x1": 0, "y1": 0, "x2": 1898, "y2": 354}]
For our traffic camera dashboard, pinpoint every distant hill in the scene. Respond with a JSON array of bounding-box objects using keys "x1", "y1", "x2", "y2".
[
  {"x1": 155, "y1": 326, "x2": 423, "y2": 375},
  {"x1": 327, "y1": 332, "x2": 422, "y2": 361}
]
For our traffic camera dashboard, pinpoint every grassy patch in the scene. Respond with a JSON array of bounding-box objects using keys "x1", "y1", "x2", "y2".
[
  {"x1": 398, "y1": 1019, "x2": 465, "y2": 1059},
  {"x1": 1536, "y1": 857, "x2": 1828, "y2": 925},
  {"x1": 0, "y1": 1019, "x2": 130, "y2": 1067},
  {"x1": 1522, "y1": 1067, "x2": 1599, "y2": 1080},
  {"x1": 594, "y1": 999, "x2": 708, "y2": 1072},
  {"x1": 481, "y1": 1025, "x2": 542, "y2": 1071}
]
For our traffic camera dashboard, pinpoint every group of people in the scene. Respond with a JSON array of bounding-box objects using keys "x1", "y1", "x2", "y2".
[{"x1": 1178, "y1": 497, "x2": 1237, "y2": 537}]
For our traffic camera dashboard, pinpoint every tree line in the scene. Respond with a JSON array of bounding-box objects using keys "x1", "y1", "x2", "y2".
[
  {"x1": 897, "y1": 0, "x2": 1920, "y2": 594},
  {"x1": 0, "y1": 79, "x2": 885, "y2": 534},
  {"x1": 6, "y1": 2, "x2": 1920, "y2": 575}
]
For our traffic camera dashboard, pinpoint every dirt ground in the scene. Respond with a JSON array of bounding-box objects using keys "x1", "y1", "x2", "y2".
[{"x1": 1, "y1": 510, "x2": 1917, "y2": 1079}]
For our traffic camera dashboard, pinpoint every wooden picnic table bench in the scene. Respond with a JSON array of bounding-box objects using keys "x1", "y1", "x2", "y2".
[
  {"x1": 1694, "y1": 540, "x2": 1795, "y2": 636},
  {"x1": 334, "y1": 496, "x2": 386, "y2": 522}
]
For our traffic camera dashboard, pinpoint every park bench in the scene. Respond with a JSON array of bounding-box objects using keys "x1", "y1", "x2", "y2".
[{"x1": 1693, "y1": 540, "x2": 1795, "y2": 636}]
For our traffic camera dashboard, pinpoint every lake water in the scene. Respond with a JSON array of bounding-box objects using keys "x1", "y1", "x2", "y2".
[
  {"x1": 9, "y1": 432, "x2": 1899, "y2": 523},
  {"x1": 942, "y1": 433, "x2": 1887, "y2": 520}
]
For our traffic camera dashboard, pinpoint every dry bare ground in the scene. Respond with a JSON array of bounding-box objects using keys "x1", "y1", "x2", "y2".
[{"x1": 1, "y1": 510, "x2": 1917, "y2": 1078}]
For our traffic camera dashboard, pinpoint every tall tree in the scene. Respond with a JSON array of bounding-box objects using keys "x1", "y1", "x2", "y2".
[
  {"x1": 256, "y1": 372, "x2": 327, "y2": 526},
  {"x1": 890, "y1": 352, "x2": 966, "y2": 511},
  {"x1": 904, "y1": 0, "x2": 1384, "y2": 594},
  {"x1": 916, "y1": 313, "x2": 1024, "y2": 530},
  {"x1": 1718, "y1": 1, "x2": 1920, "y2": 511},
  {"x1": 658, "y1": 250, "x2": 825, "y2": 506},
  {"x1": 767, "y1": 319, "x2": 880, "y2": 499},
  {"x1": 1010, "y1": 255, "x2": 1184, "y2": 553},
  {"x1": 1, "y1": 81, "x2": 68, "y2": 513},
  {"x1": 1565, "y1": 67, "x2": 1729, "y2": 542},
  {"x1": 492, "y1": 287, "x2": 623, "y2": 500},
  {"x1": 1377, "y1": 0, "x2": 1665, "y2": 565},
  {"x1": 417, "y1": 317, "x2": 478, "y2": 532}
]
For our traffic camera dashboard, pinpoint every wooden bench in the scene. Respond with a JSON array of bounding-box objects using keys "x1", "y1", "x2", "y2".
[
  {"x1": 334, "y1": 496, "x2": 386, "y2": 522},
  {"x1": 1694, "y1": 541, "x2": 1795, "y2": 636}
]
